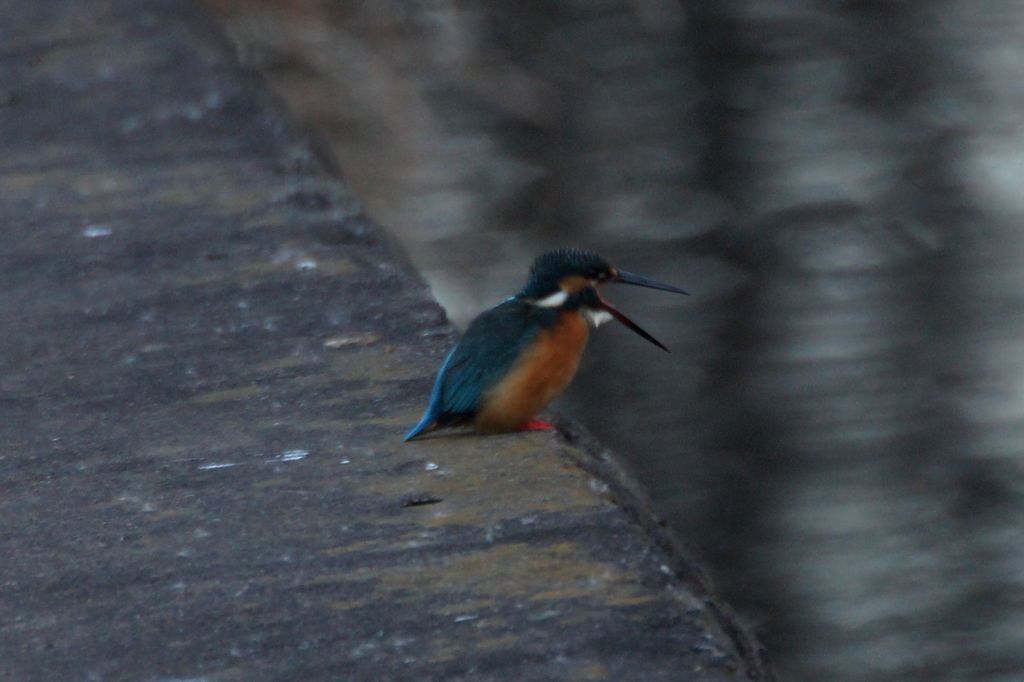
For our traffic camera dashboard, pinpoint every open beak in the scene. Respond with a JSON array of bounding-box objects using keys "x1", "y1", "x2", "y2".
[
  {"x1": 597, "y1": 270, "x2": 688, "y2": 352},
  {"x1": 595, "y1": 290, "x2": 671, "y2": 352}
]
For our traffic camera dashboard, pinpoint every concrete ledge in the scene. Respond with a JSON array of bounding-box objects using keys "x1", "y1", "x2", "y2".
[{"x1": 0, "y1": 1, "x2": 771, "y2": 680}]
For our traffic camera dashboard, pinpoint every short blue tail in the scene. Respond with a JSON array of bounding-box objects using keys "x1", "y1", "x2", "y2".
[
  {"x1": 404, "y1": 347, "x2": 459, "y2": 442},
  {"x1": 403, "y1": 412, "x2": 437, "y2": 442}
]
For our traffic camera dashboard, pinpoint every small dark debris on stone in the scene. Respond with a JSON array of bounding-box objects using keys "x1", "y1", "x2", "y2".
[{"x1": 401, "y1": 495, "x2": 444, "y2": 508}]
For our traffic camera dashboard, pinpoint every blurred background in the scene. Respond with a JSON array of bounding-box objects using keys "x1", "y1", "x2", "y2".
[{"x1": 201, "y1": 1, "x2": 1024, "y2": 679}]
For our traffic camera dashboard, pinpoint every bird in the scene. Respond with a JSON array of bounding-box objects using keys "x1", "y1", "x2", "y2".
[{"x1": 403, "y1": 248, "x2": 689, "y2": 441}]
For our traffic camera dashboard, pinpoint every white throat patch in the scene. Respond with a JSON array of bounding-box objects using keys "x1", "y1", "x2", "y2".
[
  {"x1": 583, "y1": 308, "x2": 613, "y2": 328},
  {"x1": 535, "y1": 289, "x2": 569, "y2": 308}
]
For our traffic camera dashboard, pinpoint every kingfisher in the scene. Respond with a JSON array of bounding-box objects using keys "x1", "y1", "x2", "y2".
[{"x1": 403, "y1": 248, "x2": 688, "y2": 441}]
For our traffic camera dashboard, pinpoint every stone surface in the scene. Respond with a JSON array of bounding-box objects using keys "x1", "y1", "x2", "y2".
[{"x1": 0, "y1": 1, "x2": 770, "y2": 680}]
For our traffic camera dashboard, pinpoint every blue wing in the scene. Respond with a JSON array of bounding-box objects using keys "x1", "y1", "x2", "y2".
[{"x1": 404, "y1": 299, "x2": 553, "y2": 441}]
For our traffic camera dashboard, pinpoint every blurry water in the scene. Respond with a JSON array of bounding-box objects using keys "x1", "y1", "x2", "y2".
[{"x1": 205, "y1": 1, "x2": 1024, "y2": 679}]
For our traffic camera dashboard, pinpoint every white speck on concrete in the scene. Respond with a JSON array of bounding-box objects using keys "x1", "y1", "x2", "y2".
[
  {"x1": 277, "y1": 449, "x2": 309, "y2": 462},
  {"x1": 296, "y1": 258, "x2": 318, "y2": 271},
  {"x1": 198, "y1": 462, "x2": 240, "y2": 471},
  {"x1": 82, "y1": 225, "x2": 112, "y2": 238},
  {"x1": 424, "y1": 462, "x2": 439, "y2": 471},
  {"x1": 454, "y1": 614, "x2": 479, "y2": 623}
]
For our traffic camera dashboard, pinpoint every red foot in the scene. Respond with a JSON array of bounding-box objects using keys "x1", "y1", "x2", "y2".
[{"x1": 519, "y1": 419, "x2": 555, "y2": 432}]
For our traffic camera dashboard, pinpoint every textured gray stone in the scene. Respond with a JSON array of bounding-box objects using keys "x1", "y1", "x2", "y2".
[{"x1": 0, "y1": 1, "x2": 770, "y2": 680}]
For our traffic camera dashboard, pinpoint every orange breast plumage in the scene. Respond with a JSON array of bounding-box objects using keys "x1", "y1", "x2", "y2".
[{"x1": 474, "y1": 310, "x2": 589, "y2": 433}]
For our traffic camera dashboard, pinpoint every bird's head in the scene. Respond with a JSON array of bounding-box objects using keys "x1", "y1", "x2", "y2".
[{"x1": 520, "y1": 248, "x2": 689, "y2": 351}]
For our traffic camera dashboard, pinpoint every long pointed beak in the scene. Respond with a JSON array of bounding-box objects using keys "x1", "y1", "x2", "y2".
[
  {"x1": 595, "y1": 291, "x2": 670, "y2": 352},
  {"x1": 613, "y1": 270, "x2": 690, "y2": 295}
]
